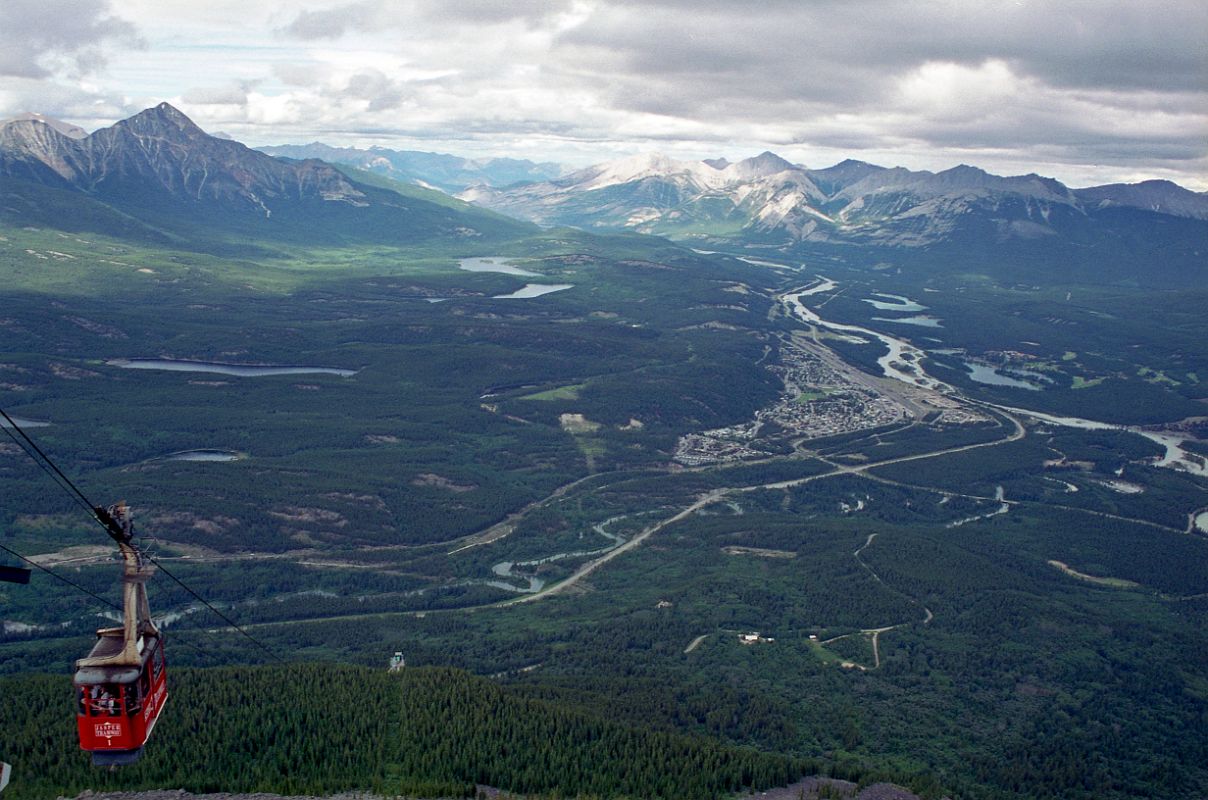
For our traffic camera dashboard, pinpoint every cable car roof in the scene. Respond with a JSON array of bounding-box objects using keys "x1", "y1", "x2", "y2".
[{"x1": 73, "y1": 634, "x2": 160, "y2": 685}]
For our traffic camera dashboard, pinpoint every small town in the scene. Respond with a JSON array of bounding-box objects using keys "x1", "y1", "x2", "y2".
[{"x1": 676, "y1": 339, "x2": 911, "y2": 465}]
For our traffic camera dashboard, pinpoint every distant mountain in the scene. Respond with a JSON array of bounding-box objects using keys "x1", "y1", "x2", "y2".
[
  {"x1": 0, "y1": 112, "x2": 88, "y2": 139},
  {"x1": 461, "y1": 151, "x2": 1208, "y2": 285},
  {"x1": 459, "y1": 151, "x2": 1198, "y2": 288},
  {"x1": 816, "y1": 163, "x2": 1086, "y2": 247},
  {"x1": 0, "y1": 104, "x2": 371, "y2": 209},
  {"x1": 1075, "y1": 180, "x2": 1208, "y2": 221},
  {"x1": 459, "y1": 152, "x2": 827, "y2": 237},
  {"x1": 0, "y1": 104, "x2": 532, "y2": 248},
  {"x1": 257, "y1": 142, "x2": 564, "y2": 193},
  {"x1": 464, "y1": 151, "x2": 1207, "y2": 247},
  {"x1": 806, "y1": 159, "x2": 887, "y2": 196}
]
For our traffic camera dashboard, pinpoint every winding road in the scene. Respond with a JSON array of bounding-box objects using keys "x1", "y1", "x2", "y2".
[{"x1": 217, "y1": 274, "x2": 1203, "y2": 639}]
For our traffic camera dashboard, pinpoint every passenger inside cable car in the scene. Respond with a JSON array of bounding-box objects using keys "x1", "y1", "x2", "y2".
[{"x1": 80, "y1": 685, "x2": 123, "y2": 716}]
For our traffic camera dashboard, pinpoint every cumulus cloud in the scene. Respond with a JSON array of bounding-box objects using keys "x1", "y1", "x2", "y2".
[
  {"x1": 5, "y1": 0, "x2": 1203, "y2": 188},
  {"x1": 281, "y1": 1, "x2": 382, "y2": 41},
  {"x1": 182, "y1": 81, "x2": 258, "y2": 107},
  {"x1": 547, "y1": 0, "x2": 1208, "y2": 183},
  {"x1": 0, "y1": 0, "x2": 142, "y2": 79},
  {"x1": 281, "y1": 0, "x2": 577, "y2": 40}
]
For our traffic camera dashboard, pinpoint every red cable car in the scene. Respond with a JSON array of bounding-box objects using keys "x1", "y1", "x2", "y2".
[{"x1": 72, "y1": 503, "x2": 168, "y2": 767}]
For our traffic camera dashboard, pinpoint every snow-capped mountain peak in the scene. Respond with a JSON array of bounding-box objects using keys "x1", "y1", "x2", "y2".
[
  {"x1": 579, "y1": 152, "x2": 730, "y2": 192},
  {"x1": 723, "y1": 151, "x2": 798, "y2": 181},
  {"x1": 461, "y1": 149, "x2": 1207, "y2": 251}
]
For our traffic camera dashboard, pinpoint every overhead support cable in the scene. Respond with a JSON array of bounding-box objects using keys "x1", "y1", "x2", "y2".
[{"x1": 0, "y1": 405, "x2": 286, "y2": 664}]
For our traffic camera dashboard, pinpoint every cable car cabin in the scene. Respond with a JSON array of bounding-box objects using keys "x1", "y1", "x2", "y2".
[
  {"x1": 74, "y1": 633, "x2": 168, "y2": 766},
  {"x1": 73, "y1": 502, "x2": 167, "y2": 767}
]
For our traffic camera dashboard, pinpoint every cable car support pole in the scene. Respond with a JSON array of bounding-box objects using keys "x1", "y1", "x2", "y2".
[{"x1": 76, "y1": 503, "x2": 159, "y2": 668}]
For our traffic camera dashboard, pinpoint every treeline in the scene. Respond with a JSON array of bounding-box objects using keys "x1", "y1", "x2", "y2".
[{"x1": 0, "y1": 663, "x2": 811, "y2": 800}]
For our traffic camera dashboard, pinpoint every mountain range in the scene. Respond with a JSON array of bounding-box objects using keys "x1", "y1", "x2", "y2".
[
  {"x1": 1, "y1": 105, "x2": 1204, "y2": 284},
  {"x1": 460, "y1": 151, "x2": 1208, "y2": 249},
  {"x1": 0, "y1": 104, "x2": 530, "y2": 249},
  {"x1": 256, "y1": 142, "x2": 564, "y2": 194}
]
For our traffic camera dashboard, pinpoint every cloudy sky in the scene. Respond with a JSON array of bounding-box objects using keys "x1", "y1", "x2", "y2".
[{"x1": 1, "y1": 0, "x2": 1205, "y2": 188}]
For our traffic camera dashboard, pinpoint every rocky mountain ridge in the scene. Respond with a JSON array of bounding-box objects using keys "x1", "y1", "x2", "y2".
[
  {"x1": 0, "y1": 104, "x2": 531, "y2": 246},
  {"x1": 0, "y1": 103, "x2": 369, "y2": 216},
  {"x1": 461, "y1": 151, "x2": 1208, "y2": 249}
]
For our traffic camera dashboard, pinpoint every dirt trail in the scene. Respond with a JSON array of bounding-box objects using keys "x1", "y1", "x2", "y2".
[
  {"x1": 231, "y1": 416, "x2": 1020, "y2": 632},
  {"x1": 812, "y1": 530, "x2": 933, "y2": 670},
  {"x1": 864, "y1": 626, "x2": 898, "y2": 669}
]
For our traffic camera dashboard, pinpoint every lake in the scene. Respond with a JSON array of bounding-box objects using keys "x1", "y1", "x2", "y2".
[
  {"x1": 458, "y1": 256, "x2": 540, "y2": 277},
  {"x1": 0, "y1": 416, "x2": 50, "y2": 428},
  {"x1": 862, "y1": 293, "x2": 927, "y2": 312},
  {"x1": 163, "y1": 449, "x2": 243, "y2": 462},
  {"x1": 109, "y1": 359, "x2": 358, "y2": 377},
  {"x1": 964, "y1": 362, "x2": 1048, "y2": 390},
  {"x1": 493, "y1": 284, "x2": 574, "y2": 299},
  {"x1": 872, "y1": 315, "x2": 943, "y2": 327}
]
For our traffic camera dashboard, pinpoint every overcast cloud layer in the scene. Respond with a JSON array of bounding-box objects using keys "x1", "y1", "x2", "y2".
[{"x1": 1, "y1": 0, "x2": 1205, "y2": 188}]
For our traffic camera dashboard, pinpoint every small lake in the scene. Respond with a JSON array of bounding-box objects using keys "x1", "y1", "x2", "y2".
[
  {"x1": 964, "y1": 362, "x2": 1048, "y2": 391},
  {"x1": 163, "y1": 449, "x2": 243, "y2": 462},
  {"x1": 872, "y1": 315, "x2": 943, "y2": 328},
  {"x1": 109, "y1": 359, "x2": 357, "y2": 377},
  {"x1": 1, "y1": 416, "x2": 50, "y2": 428},
  {"x1": 863, "y1": 293, "x2": 927, "y2": 312},
  {"x1": 1195, "y1": 512, "x2": 1208, "y2": 533},
  {"x1": 493, "y1": 284, "x2": 574, "y2": 299},
  {"x1": 458, "y1": 257, "x2": 540, "y2": 277}
]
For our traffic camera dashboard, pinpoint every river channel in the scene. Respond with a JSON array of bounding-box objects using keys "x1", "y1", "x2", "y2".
[
  {"x1": 781, "y1": 278, "x2": 1208, "y2": 477},
  {"x1": 783, "y1": 283, "x2": 950, "y2": 392},
  {"x1": 484, "y1": 516, "x2": 629, "y2": 594}
]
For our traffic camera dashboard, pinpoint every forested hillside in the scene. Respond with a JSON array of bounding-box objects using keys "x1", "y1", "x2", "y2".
[{"x1": 0, "y1": 664, "x2": 812, "y2": 800}]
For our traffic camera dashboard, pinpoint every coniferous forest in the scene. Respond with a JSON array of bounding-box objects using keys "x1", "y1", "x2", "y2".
[{"x1": 0, "y1": 664, "x2": 811, "y2": 800}]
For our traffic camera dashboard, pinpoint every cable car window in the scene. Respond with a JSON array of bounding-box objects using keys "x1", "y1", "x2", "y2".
[
  {"x1": 78, "y1": 687, "x2": 88, "y2": 716},
  {"x1": 152, "y1": 642, "x2": 164, "y2": 680},
  {"x1": 125, "y1": 683, "x2": 141, "y2": 716},
  {"x1": 88, "y1": 684, "x2": 120, "y2": 716}
]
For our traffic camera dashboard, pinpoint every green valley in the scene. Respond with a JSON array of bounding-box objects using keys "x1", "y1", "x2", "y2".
[{"x1": 2, "y1": 112, "x2": 1207, "y2": 800}]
